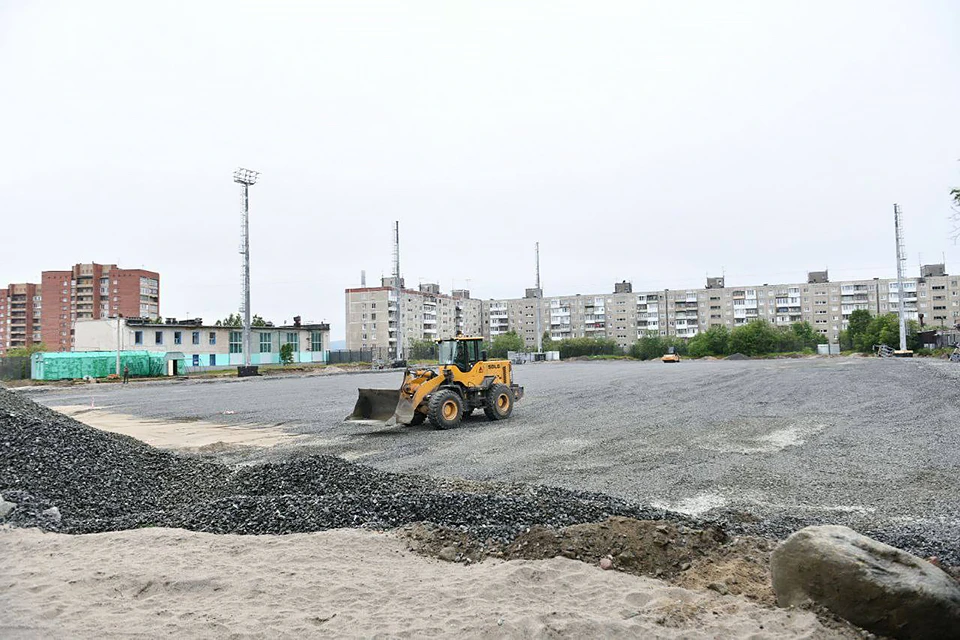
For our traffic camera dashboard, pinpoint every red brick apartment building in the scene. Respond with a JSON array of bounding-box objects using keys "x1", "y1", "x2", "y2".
[
  {"x1": 0, "y1": 283, "x2": 42, "y2": 356},
  {"x1": 40, "y1": 263, "x2": 160, "y2": 351}
]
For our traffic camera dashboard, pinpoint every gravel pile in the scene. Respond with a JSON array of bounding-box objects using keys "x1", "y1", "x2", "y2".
[{"x1": 0, "y1": 388, "x2": 684, "y2": 539}]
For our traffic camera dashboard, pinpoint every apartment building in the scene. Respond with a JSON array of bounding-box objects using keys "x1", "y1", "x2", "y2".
[
  {"x1": 0, "y1": 283, "x2": 42, "y2": 355},
  {"x1": 477, "y1": 265, "x2": 960, "y2": 351},
  {"x1": 344, "y1": 278, "x2": 483, "y2": 356},
  {"x1": 74, "y1": 316, "x2": 329, "y2": 369},
  {"x1": 40, "y1": 263, "x2": 160, "y2": 352}
]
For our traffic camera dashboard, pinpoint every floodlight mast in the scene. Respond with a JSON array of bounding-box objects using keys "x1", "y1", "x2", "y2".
[
  {"x1": 894, "y1": 203, "x2": 908, "y2": 352},
  {"x1": 234, "y1": 168, "x2": 259, "y2": 368}
]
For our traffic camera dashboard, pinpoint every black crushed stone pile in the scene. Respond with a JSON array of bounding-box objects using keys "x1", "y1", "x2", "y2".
[
  {"x1": 4, "y1": 388, "x2": 957, "y2": 566},
  {"x1": 0, "y1": 388, "x2": 683, "y2": 538}
]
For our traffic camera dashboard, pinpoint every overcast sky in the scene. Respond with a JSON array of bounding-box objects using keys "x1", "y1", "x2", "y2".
[{"x1": 2, "y1": 1, "x2": 958, "y2": 340}]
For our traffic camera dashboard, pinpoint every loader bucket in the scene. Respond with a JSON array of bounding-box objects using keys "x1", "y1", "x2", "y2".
[{"x1": 346, "y1": 389, "x2": 402, "y2": 423}]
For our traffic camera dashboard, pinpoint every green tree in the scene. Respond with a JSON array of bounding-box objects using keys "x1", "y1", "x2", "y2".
[
  {"x1": 4, "y1": 343, "x2": 47, "y2": 358},
  {"x1": 790, "y1": 322, "x2": 825, "y2": 350},
  {"x1": 488, "y1": 331, "x2": 524, "y2": 359},
  {"x1": 728, "y1": 320, "x2": 778, "y2": 356},
  {"x1": 554, "y1": 337, "x2": 622, "y2": 358},
  {"x1": 855, "y1": 313, "x2": 919, "y2": 353},
  {"x1": 216, "y1": 313, "x2": 241, "y2": 327},
  {"x1": 279, "y1": 343, "x2": 295, "y2": 365},
  {"x1": 629, "y1": 334, "x2": 675, "y2": 360},
  {"x1": 846, "y1": 309, "x2": 872, "y2": 351},
  {"x1": 686, "y1": 326, "x2": 730, "y2": 358},
  {"x1": 408, "y1": 339, "x2": 437, "y2": 360},
  {"x1": 541, "y1": 332, "x2": 554, "y2": 351},
  {"x1": 216, "y1": 313, "x2": 269, "y2": 327}
]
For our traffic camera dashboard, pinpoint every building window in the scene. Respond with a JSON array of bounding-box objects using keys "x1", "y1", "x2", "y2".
[
  {"x1": 192, "y1": 331, "x2": 200, "y2": 345},
  {"x1": 134, "y1": 331, "x2": 143, "y2": 345},
  {"x1": 259, "y1": 333, "x2": 272, "y2": 353},
  {"x1": 229, "y1": 331, "x2": 243, "y2": 353},
  {"x1": 209, "y1": 331, "x2": 216, "y2": 345},
  {"x1": 174, "y1": 331, "x2": 182, "y2": 345},
  {"x1": 155, "y1": 331, "x2": 163, "y2": 345},
  {"x1": 209, "y1": 354, "x2": 216, "y2": 366},
  {"x1": 285, "y1": 332, "x2": 299, "y2": 352},
  {"x1": 311, "y1": 331, "x2": 323, "y2": 352}
]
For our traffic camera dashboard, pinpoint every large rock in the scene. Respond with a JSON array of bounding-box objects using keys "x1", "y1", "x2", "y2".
[{"x1": 771, "y1": 525, "x2": 960, "y2": 639}]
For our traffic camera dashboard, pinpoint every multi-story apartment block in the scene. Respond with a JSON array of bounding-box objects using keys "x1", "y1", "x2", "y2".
[
  {"x1": 475, "y1": 264, "x2": 960, "y2": 351},
  {"x1": 345, "y1": 278, "x2": 483, "y2": 357},
  {"x1": 40, "y1": 263, "x2": 160, "y2": 352},
  {"x1": 0, "y1": 283, "x2": 42, "y2": 355}
]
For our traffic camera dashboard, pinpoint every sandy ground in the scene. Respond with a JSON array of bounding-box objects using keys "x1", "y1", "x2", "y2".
[
  {"x1": 55, "y1": 405, "x2": 299, "y2": 449},
  {"x1": 1, "y1": 527, "x2": 852, "y2": 639}
]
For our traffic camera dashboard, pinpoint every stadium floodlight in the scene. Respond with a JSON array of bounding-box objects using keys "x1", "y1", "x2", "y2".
[
  {"x1": 233, "y1": 168, "x2": 259, "y2": 186},
  {"x1": 235, "y1": 167, "x2": 259, "y2": 373}
]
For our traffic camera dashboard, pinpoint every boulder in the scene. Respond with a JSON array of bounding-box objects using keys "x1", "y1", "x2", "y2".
[
  {"x1": 40, "y1": 506, "x2": 61, "y2": 524},
  {"x1": 771, "y1": 525, "x2": 960, "y2": 639},
  {"x1": 0, "y1": 498, "x2": 16, "y2": 518}
]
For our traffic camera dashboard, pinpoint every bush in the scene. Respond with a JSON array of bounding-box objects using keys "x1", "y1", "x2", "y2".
[
  {"x1": 408, "y1": 339, "x2": 437, "y2": 360},
  {"x1": 554, "y1": 337, "x2": 622, "y2": 359},
  {"x1": 846, "y1": 310, "x2": 920, "y2": 353},
  {"x1": 279, "y1": 343, "x2": 294, "y2": 365},
  {"x1": 686, "y1": 326, "x2": 730, "y2": 358},
  {"x1": 485, "y1": 331, "x2": 525, "y2": 359},
  {"x1": 628, "y1": 335, "x2": 686, "y2": 360}
]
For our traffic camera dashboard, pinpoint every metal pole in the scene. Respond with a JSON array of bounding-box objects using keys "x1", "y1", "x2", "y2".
[
  {"x1": 115, "y1": 315, "x2": 121, "y2": 376},
  {"x1": 894, "y1": 204, "x2": 907, "y2": 352},
  {"x1": 535, "y1": 242, "x2": 542, "y2": 353},
  {"x1": 242, "y1": 184, "x2": 252, "y2": 367},
  {"x1": 393, "y1": 221, "x2": 403, "y2": 361}
]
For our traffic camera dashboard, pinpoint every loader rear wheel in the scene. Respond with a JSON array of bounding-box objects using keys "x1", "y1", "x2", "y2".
[
  {"x1": 428, "y1": 389, "x2": 463, "y2": 430},
  {"x1": 483, "y1": 384, "x2": 514, "y2": 421}
]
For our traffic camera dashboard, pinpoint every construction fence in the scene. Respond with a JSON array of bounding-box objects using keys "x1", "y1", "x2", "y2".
[
  {"x1": 326, "y1": 349, "x2": 384, "y2": 365},
  {"x1": 31, "y1": 351, "x2": 167, "y2": 381},
  {"x1": 0, "y1": 357, "x2": 31, "y2": 381}
]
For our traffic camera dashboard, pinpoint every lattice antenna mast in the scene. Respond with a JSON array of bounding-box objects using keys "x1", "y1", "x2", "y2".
[
  {"x1": 894, "y1": 203, "x2": 908, "y2": 352},
  {"x1": 950, "y1": 190, "x2": 960, "y2": 244},
  {"x1": 234, "y1": 168, "x2": 259, "y2": 368},
  {"x1": 393, "y1": 221, "x2": 403, "y2": 361},
  {"x1": 535, "y1": 242, "x2": 543, "y2": 353}
]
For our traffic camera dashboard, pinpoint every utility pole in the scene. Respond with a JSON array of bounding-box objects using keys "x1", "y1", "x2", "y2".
[
  {"x1": 894, "y1": 203, "x2": 908, "y2": 352},
  {"x1": 115, "y1": 314, "x2": 122, "y2": 376},
  {"x1": 393, "y1": 221, "x2": 403, "y2": 361},
  {"x1": 234, "y1": 168, "x2": 259, "y2": 372},
  {"x1": 535, "y1": 242, "x2": 543, "y2": 353}
]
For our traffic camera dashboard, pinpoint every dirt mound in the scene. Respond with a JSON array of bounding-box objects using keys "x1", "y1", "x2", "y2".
[
  {"x1": 725, "y1": 353, "x2": 749, "y2": 360},
  {"x1": 402, "y1": 517, "x2": 780, "y2": 604}
]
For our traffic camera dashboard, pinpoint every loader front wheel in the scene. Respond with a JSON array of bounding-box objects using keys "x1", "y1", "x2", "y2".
[
  {"x1": 483, "y1": 384, "x2": 514, "y2": 421},
  {"x1": 428, "y1": 389, "x2": 464, "y2": 430},
  {"x1": 409, "y1": 411, "x2": 426, "y2": 426}
]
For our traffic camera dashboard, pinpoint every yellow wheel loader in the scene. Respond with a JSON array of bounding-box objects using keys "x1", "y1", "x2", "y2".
[{"x1": 346, "y1": 336, "x2": 524, "y2": 430}]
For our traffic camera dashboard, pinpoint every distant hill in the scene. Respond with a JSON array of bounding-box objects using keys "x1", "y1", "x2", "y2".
[{"x1": 329, "y1": 340, "x2": 347, "y2": 350}]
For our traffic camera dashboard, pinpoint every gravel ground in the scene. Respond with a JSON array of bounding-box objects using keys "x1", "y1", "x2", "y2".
[
  {"x1": 0, "y1": 387, "x2": 693, "y2": 539},
  {"x1": 22, "y1": 357, "x2": 960, "y2": 562}
]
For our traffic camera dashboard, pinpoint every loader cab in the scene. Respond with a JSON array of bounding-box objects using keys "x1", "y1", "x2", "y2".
[{"x1": 437, "y1": 337, "x2": 484, "y2": 372}]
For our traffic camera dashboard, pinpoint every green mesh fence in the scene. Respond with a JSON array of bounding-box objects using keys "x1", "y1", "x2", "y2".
[{"x1": 31, "y1": 351, "x2": 167, "y2": 381}]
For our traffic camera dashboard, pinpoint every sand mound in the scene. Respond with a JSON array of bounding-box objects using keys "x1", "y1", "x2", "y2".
[{"x1": 1, "y1": 526, "x2": 860, "y2": 639}]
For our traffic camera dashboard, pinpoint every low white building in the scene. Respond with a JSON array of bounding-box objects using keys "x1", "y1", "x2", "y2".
[{"x1": 75, "y1": 317, "x2": 330, "y2": 371}]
